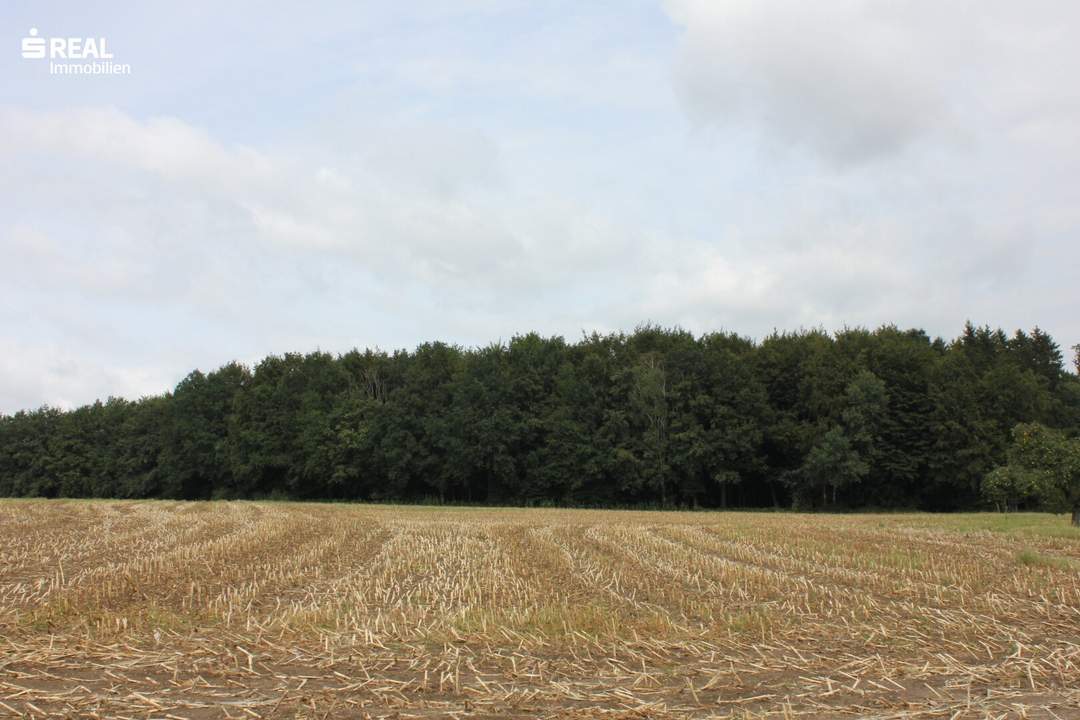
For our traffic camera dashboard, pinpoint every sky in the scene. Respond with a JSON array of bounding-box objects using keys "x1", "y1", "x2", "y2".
[{"x1": 2, "y1": 1, "x2": 1078, "y2": 412}]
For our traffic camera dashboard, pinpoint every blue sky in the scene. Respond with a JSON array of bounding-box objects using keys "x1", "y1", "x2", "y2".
[{"x1": 3, "y1": 1, "x2": 1079, "y2": 411}]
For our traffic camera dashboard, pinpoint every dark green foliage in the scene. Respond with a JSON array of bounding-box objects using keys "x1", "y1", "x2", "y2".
[
  {"x1": 1004, "y1": 423, "x2": 1080, "y2": 524},
  {"x1": 981, "y1": 464, "x2": 1040, "y2": 512},
  {"x1": 1, "y1": 323, "x2": 1077, "y2": 510},
  {"x1": 160, "y1": 363, "x2": 249, "y2": 499}
]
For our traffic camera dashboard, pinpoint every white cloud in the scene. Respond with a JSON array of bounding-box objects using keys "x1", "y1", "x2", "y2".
[
  {"x1": 0, "y1": 338, "x2": 181, "y2": 411},
  {"x1": 0, "y1": 106, "x2": 632, "y2": 295},
  {"x1": 0, "y1": 105, "x2": 652, "y2": 410},
  {"x1": 665, "y1": 0, "x2": 1080, "y2": 166}
]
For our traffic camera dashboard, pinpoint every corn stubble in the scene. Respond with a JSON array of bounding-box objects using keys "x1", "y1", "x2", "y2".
[{"x1": 0, "y1": 501, "x2": 1078, "y2": 718}]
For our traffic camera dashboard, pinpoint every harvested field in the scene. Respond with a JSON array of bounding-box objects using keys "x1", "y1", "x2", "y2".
[{"x1": 1, "y1": 501, "x2": 1078, "y2": 719}]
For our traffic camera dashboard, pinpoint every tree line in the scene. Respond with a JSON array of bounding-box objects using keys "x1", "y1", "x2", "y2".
[{"x1": 1, "y1": 322, "x2": 1078, "y2": 512}]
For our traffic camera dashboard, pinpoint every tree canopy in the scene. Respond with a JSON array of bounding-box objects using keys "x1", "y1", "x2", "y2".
[
  {"x1": 988, "y1": 423, "x2": 1080, "y2": 524},
  {"x1": 2, "y1": 322, "x2": 1078, "y2": 511}
]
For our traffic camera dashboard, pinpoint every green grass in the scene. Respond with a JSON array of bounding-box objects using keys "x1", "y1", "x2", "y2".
[
  {"x1": 883, "y1": 512, "x2": 1080, "y2": 539},
  {"x1": 1015, "y1": 547, "x2": 1079, "y2": 570}
]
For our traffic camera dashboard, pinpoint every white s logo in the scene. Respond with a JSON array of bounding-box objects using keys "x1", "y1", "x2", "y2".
[{"x1": 22, "y1": 28, "x2": 45, "y2": 59}]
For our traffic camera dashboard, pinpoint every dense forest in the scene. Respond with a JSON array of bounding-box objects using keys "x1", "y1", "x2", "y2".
[{"x1": 1, "y1": 323, "x2": 1078, "y2": 511}]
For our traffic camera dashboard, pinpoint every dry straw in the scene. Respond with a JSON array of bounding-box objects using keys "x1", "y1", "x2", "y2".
[{"x1": 0, "y1": 500, "x2": 1077, "y2": 717}]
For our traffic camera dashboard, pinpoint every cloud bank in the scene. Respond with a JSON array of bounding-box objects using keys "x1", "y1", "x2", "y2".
[{"x1": 2, "y1": 1, "x2": 1078, "y2": 410}]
